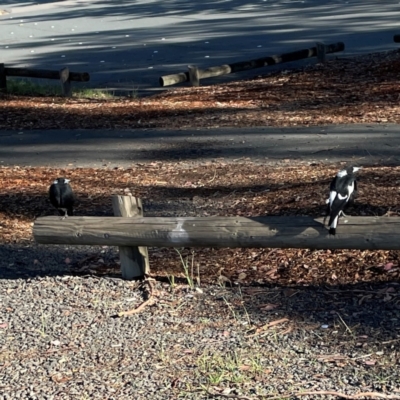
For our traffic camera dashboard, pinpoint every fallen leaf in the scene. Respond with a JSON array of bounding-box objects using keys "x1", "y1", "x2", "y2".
[
  {"x1": 384, "y1": 262, "x2": 394, "y2": 271},
  {"x1": 237, "y1": 272, "x2": 247, "y2": 280}
]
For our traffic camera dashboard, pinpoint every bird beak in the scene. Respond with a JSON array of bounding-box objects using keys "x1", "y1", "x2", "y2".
[
  {"x1": 353, "y1": 167, "x2": 362, "y2": 172},
  {"x1": 64, "y1": 179, "x2": 70, "y2": 184}
]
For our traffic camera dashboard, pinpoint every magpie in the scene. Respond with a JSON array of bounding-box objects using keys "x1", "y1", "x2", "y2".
[
  {"x1": 326, "y1": 166, "x2": 361, "y2": 235},
  {"x1": 49, "y1": 178, "x2": 74, "y2": 219}
]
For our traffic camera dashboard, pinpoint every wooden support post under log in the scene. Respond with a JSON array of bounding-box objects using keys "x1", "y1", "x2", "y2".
[
  {"x1": 316, "y1": 42, "x2": 327, "y2": 63},
  {"x1": 0, "y1": 64, "x2": 6, "y2": 93},
  {"x1": 159, "y1": 41, "x2": 345, "y2": 87},
  {"x1": 33, "y1": 215, "x2": 400, "y2": 251},
  {"x1": 59, "y1": 67, "x2": 72, "y2": 97},
  {"x1": 188, "y1": 65, "x2": 200, "y2": 87},
  {"x1": 112, "y1": 195, "x2": 150, "y2": 279}
]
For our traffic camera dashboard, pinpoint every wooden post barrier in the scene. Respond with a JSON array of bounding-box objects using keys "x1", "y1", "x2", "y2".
[
  {"x1": 4, "y1": 67, "x2": 90, "y2": 82},
  {"x1": 1, "y1": 66, "x2": 90, "y2": 96},
  {"x1": 159, "y1": 41, "x2": 345, "y2": 87},
  {"x1": 188, "y1": 65, "x2": 200, "y2": 87},
  {"x1": 111, "y1": 195, "x2": 150, "y2": 279},
  {"x1": 316, "y1": 42, "x2": 327, "y2": 63}
]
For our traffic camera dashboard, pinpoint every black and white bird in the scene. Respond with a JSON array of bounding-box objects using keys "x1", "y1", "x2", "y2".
[
  {"x1": 326, "y1": 166, "x2": 361, "y2": 235},
  {"x1": 49, "y1": 178, "x2": 74, "y2": 219}
]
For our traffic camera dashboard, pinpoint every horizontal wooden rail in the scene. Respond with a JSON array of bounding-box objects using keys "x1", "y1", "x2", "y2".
[
  {"x1": 33, "y1": 215, "x2": 399, "y2": 251},
  {"x1": 5, "y1": 67, "x2": 90, "y2": 82},
  {"x1": 159, "y1": 41, "x2": 345, "y2": 87},
  {"x1": 0, "y1": 64, "x2": 90, "y2": 97}
]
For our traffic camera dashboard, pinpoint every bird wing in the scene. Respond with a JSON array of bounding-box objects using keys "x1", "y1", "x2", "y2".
[
  {"x1": 347, "y1": 180, "x2": 355, "y2": 198},
  {"x1": 60, "y1": 185, "x2": 75, "y2": 208},
  {"x1": 328, "y1": 190, "x2": 337, "y2": 207},
  {"x1": 49, "y1": 184, "x2": 61, "y2": 208},
  {"x1": 328, "y1": 192, "x2": 348, "y2": 227}
]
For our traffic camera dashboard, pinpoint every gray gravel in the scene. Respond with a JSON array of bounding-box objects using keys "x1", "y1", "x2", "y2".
[{"x1": 1, "y1": 245, "x2": 400, "y2": 399}]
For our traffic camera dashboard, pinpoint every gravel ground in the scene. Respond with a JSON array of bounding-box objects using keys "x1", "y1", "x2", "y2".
[{"x1": 0, "y1": 244, "x2": 400, "y2": 399}]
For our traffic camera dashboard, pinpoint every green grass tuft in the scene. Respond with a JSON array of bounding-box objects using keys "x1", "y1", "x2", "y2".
[{"x1": 5, "y1": 78, "x2": 138, "y2": 99}]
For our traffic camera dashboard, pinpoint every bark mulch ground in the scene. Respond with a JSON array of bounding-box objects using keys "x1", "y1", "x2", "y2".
[{"x1": 1, "y1": 50, "x2": 400, "y2": 130}]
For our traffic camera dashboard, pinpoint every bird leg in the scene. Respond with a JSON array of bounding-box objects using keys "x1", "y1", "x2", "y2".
[
  {"x1": 59, "y1": 209, "x2": 68, "y2": 220},
  {"x1": 61, "y1": 212, "x2": 69, "y2": 220},
  {"x1": 323, "y1": 203, "x2": 331, "y2": 226}
]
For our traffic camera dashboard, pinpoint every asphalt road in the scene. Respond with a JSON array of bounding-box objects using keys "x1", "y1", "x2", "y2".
[
  {"x1": 1, "y1": 124, "x2": 399, "y2": 168},
  {"x1": 1, "y1": 0, "x2": 400, "y2": 95}
]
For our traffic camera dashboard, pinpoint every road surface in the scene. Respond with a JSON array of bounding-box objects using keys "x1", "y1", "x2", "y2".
[
  {"x1": 1, "y1": 0, "x2": 400, "y2": 95},
  {"x1": 0, "y1": 124, "x2": 398, "y2": 168}
]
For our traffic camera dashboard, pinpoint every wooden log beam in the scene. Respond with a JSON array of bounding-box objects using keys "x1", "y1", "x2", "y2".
[
  {"x1": 34, "y1": 215, "x2": 400, "y2": 251},
  {"x1": 5, "y1": 67, "x2": 90, "y2": 82},
  {"x1": 159, "y1": 42, "x2": 345, "y2": 87}
]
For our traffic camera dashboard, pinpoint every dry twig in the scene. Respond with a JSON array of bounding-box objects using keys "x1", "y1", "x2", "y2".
[
  {"x1": 246, "y1": 318, "x2": 289, "y2": 337},
  {"x1": 117, "y1": 277, "x2": 156, "y2": 317}
]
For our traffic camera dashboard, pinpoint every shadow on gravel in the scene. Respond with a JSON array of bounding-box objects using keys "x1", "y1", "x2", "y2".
[
  {"x1": 238, "y1": 282, "x2": 400, "y2": 342},
  {"x1": 0, "y1": 241, "x2": 399, "y2": 341},
  {"x1": 0, "y1": 243, "x2": 120, "y2": 280}
]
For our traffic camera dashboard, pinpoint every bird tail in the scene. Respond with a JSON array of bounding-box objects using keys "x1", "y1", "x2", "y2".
[{"x1": 328, "y1": 213, "x2": 340, "y2": 235}]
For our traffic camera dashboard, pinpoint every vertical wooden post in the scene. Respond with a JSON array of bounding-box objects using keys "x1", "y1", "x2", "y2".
[
  {"x1": 188, "y1": 65, "x2": 200, "y2": 87},
  {"x1": 59, "y1": 67, "x2": 72, "y2": 97},
  {"x1": 0, "y1": 64, "x2": 7, "y2": 93},
  {"x1": 316, "y1": 42, "x2": 327, "y2": 63},
  {"x1": 112, "y1": 195, "x2": 150, "y2": 279}
]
